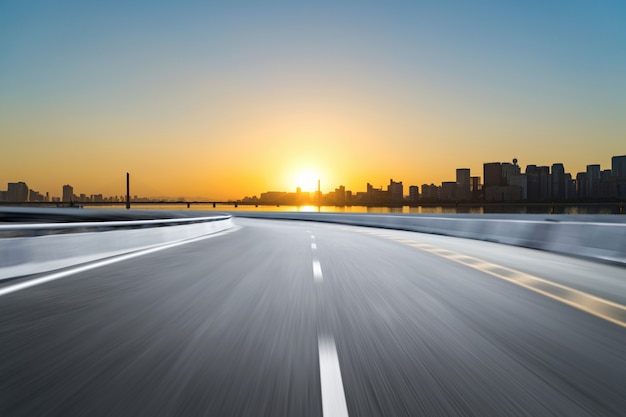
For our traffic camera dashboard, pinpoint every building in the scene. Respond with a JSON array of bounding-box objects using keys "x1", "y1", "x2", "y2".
[
  {"x1": 421, "y1": 184, "x2": 440, "y2": 201},
  {"x1": 510, "y1": 174, "x2": 527, "y2": 200},
  {"x1": 367, "y1": 183, "x2": 388, "y2": 205},
  {"x1": 501, "y1": 158, "x2": 521, "y2": 185},
  {"x1": 551, "y1": 163, "x2": 565, "y2": 201},
  {"x1": 485, "y1": 185, "x2": 522, "y2": 202},
  {"x1": 387, "y1": 179, "x2": 404, "y2": 204},
  {"x1": 259, "y1": 191, "x2": 288, "y2": 204},
  {"x1": 537, "y1": 166, "x2": 551, "y2": 200},
  {"x1": 7, "y1": 182, "x2": 29, "y2": 202},
  {"x1": 456, "y1": 168, "x2": 471, "y2": 201},
  {"x1": 441, "y1": 182, "x2": 457, "y2": 201},
  {"x1": 408, "y1": 185, "x2": 419, "y2": 203},
  {"x1": 586, "y1": 164, "x2": 601, "y2": 199},
  {"x1": 564, "y1": 173, "x2": 576, "y2": 200},
  {"x1": 470, "y1": 176, "x2": 481, "y2": 201},
  {"x1": 29, "y1": 189, "x2": 45, "y2": 202},
  {"x1": 62, "y1": 184, "x2": 74, "y2": 203},
  {"x1": 333, "y1": 186, "x2": 346, "y2": 206},
  {"x1": 612, "y1": 155, "x2": 626, "y2": 178},
  {"x1": 576, "y1": 172, "x2": 587, "y2": 200},
  {"x1": 525, "y1": 165, "x2": 539, "y2": 201},
  {"x1": 483, "y1": 163, "x2": 503, "y2": 188}
]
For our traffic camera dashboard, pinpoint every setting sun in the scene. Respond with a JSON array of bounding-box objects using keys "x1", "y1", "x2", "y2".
[{"x1": 293, "y1": 170, "x2": 320, "y2": 192}]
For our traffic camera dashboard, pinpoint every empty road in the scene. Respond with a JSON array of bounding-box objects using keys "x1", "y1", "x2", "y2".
[{"x1": 1, "y1": 218, "x2": 625, "y2": 416}]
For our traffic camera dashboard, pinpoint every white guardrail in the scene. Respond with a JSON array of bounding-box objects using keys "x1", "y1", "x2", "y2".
[
  {"x1": 231, "y1": 212, "x2": 626, "y2": 266},
  {"x1": 0, "y1": 215, "x2": 233, "y2": 281}
]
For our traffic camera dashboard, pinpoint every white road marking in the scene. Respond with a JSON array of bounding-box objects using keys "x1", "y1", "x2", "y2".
[
  {"x1": 311, "y1": 242, "x2": 317, "y2": 250},
  {"x1": 0, "y1": 227, "x2": 240, "y2": 298},
  {"x1": 319, "y1": 335, "x2": 349, "y2": 417},
  {"x1": 313, "y1": 259, "x2": 323, "y2": 282},
  {"x1": 311, "y1": 234, "x2": 316, "y2": 240}
]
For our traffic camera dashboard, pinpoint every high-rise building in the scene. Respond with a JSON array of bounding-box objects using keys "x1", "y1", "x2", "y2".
[
  {"x1": 551, "y1": 163, "x2": 565, "y2": 201},
  {"x1": 7, "y1": 182, "x2": 29, "y2": 202},
  {"x1": 612, "y1": 155, "x2": 626, "y2": 198},
  {"x1": 501, "y1": 159, "x2": 521, "y2": 185},
  {"x1": 470, "y1": 176, "x2": 481, "y2": 201},
  {"x1": 612, "y1": 155, "x2": 626, "y2": 178},
  {"x1": 62, "y1": 184, "x2": 74, "y2": 202},
  {"x1": 510, "y1": 174, "x2": 527, "y2": 200},
  {"x1": 388, "y1": 179, "x2": 404, "y2": 203},
  {"x1": 576, "y1": 172, "x2": 587, "y2": 199},
  {"x1": 484, "y1": 163, "x2": 503, "y2": 188},
  {"x1": 564, "y1": 173, "x2": 575, "y2": 200},
  {"x1": 525, "y1": 165, "x2": 539, "y2": 201},
  {"x1": 408, "y1": 185, "x2": 419, "y2": 202},
  {"x1": 586, "y1": 164, "x2": 601, "y2": 199},
  {"x1": 456, "y1": 168, "x2": 471, "y2": 201},
  {"x1": 537, "y1": 166, "x2": 551, "y2": 200}
]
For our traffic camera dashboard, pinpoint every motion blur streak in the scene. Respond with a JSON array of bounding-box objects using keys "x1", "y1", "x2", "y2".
[
  {"x1": 1, "y1": 218, "x2": 625, "y2": 416},
  {"x1": 361, "y1": 231, "x2": 626, "y2": 329}
]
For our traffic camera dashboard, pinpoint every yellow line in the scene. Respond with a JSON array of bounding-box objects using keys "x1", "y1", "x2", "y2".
[{"x1": 364, "y1": 231, "x2": 626, "y2": 329}]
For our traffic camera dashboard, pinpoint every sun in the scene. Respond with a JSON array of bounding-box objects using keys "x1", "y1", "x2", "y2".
[{"x1": 293, "y1": 170, "x2": 320, "y2": 192}]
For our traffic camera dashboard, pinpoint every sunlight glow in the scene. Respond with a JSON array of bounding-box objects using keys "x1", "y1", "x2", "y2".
[{"x1": 294, "y1": 170, "x2": 320, "y2": 192}]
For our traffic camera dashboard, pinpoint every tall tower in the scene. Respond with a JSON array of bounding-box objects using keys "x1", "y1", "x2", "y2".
[{"x1": 62, "y1": 184, "x2": 74, "y2": 202}]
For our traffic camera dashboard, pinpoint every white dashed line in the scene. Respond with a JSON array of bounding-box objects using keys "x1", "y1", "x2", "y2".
[
  {"x1": 319, "y1": 335, "x2": 349, "y2": 417},
  {"x1": 311, "y1": 234, "x2": 316, "y2": 240},
  {"x1": 313, "y1": 259, "x2": 323, "y2": 282},
  {"x1": 311, "y1": 242, "x2": 317, "y2": 250}
]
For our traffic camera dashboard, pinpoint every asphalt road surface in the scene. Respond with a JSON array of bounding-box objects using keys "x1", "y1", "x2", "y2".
[{"x1": 1, "y1": 218, "x2": 625, "y2": 416}]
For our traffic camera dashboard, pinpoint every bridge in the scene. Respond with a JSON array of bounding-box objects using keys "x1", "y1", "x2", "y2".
[{"x1": 1, "y1": 208, "x2": 625, "y2": 416}]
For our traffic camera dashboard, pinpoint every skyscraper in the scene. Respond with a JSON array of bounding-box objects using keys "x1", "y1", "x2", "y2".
[
  {"x1": 62, "y1": 184, "x2": 74, "y2": 203},
  {"x1": 525, "y1": 165, "x2": 539, "y2": 201},
  {"x1": 408, "y1": 185, "x2": 419, "y2": 202},
  {"x1": 576, "y1": 172, "x2": 587, "y2": 199},
  {"x1": 537, "y1": 166, "x2": 551, "y2": 200},
  {"x1": 483, "y1": 163, "x2": 503, "y2": 188},
  {"x1": 456, "y1": 168, "x2": 471, "y2": 201},
  {"x1": 501, "y1": 159, "x2": 521, "y2": 185},
  {"x1": 551, "y1": 163, "x2": 565, "y2": 201},
  {"x1": 613, "y1": 155, "x2": 626, "y2": 178},
  {"x1": 388, "y1": 179, "x2": 404, "y2": 203},
  {"x1": 586, "y1": 164, "x2": 601, "y2": 199}
]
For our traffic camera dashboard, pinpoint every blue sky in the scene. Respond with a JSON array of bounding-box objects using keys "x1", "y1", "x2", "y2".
[{"x1": 1, "y1": 1, "x2": 625, "y2": 198}]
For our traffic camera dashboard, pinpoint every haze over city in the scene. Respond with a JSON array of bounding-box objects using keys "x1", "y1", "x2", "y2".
[{"x1": 2, "y1": 1, "x2": 625, "y2": 199}]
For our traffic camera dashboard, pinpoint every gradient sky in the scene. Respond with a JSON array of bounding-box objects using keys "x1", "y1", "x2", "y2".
[{"x1": 1, "y1": 0, "x2": 625, "y2": 199}]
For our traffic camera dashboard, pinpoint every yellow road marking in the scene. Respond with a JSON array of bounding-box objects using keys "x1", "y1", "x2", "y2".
[{"x1": 365, "y1": 232, "x2": 626, "y2": 329}]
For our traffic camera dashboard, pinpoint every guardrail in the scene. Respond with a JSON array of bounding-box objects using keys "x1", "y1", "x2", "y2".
[
  {"x1": 0, "y1": 214, "x2": 233, "y2": 281},
  {"x1": 231, "y1": 212, "x2": 626, "y2": 266},
  {"x1": 0, "y1": 215, "x2": 232, "y2": 237}
]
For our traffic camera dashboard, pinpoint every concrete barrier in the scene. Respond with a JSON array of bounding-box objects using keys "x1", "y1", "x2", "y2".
[
  {"x1": 0, "y1": 215, "x2": 233, "y2": 280},
  {"x1": 230, "y1": 212, "x2": 626, "y2": 266}
]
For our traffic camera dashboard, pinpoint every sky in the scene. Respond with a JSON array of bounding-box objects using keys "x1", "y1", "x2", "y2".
[{"x1": 1, "y1": 0, "x2": 625, "y2": 199}]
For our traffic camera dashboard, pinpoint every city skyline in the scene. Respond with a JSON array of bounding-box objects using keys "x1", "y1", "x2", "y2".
[
  {"x1": 2, "y1": 1, "x2": 625, "y2": 200},
  {"x1": 3, "y1": 154, "x2": 625, "y2": 204}
]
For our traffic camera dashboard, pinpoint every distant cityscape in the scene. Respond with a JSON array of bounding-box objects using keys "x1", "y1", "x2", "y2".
[
  {"x1": 1, "y1": 154, "x2": 625, "y2": 206},
  {"x1": 242, "y1": 154, "x2": 626, "y2": 206}
]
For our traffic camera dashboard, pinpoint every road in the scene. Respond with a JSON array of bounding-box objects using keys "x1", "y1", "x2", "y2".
[{"x1": 1, "y1": 218, "x2": 625, "y2": 416}]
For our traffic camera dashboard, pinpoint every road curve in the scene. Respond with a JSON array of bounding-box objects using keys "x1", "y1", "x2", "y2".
[{"x1": 0, "y1": 218, "x2": 625, "y2": 416}]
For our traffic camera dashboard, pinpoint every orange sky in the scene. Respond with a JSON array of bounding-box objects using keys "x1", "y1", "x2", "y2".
[{"x1": 1, "y1": 2, "x2": 625, "y2": 200}]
